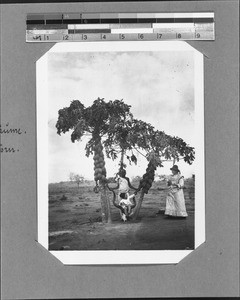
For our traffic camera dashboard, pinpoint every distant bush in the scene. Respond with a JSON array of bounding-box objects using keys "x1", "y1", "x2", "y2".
[{"x1": 60, "y1": 194, "x2": 67, "y2": 200}]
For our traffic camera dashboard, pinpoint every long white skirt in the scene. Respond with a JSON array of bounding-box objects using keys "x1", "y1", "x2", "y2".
[{"x1": 165, "y1": 189, "x2": 188, "y2": 217}]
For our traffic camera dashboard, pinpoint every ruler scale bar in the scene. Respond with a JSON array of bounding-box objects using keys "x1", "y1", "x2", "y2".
[
  {"x1": 26, "y1": 12, "x2": 215, "y2": 42},
  {"x1": 27, "y1": 24, "x2": 68, "y2": 30}
]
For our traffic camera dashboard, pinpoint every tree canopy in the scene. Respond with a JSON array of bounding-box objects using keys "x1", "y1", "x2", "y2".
[{"x1": 56, "y1": 98, "x2": 195, "y2": 167}]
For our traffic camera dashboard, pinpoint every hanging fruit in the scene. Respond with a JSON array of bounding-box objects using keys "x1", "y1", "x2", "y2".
[{"x1": 93, "y1": 136, "x2": 107, "y2": 187}]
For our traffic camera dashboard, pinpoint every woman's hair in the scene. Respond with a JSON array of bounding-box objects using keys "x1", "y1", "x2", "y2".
[{"x1": 120, "y1": 192, "x2": 127, "y2": 199}]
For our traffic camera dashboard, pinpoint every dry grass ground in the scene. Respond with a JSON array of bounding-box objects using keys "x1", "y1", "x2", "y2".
[{"x1": 48, "y1": 179, "x2": 195, "y2": 250}]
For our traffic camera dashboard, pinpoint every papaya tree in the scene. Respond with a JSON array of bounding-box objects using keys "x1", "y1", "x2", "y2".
[
  {"x1": 102, "y1": 118, "x2": 195, "y2": 220},
  {"x1": 56, "y1": 98, "x2": 133, "y2": 223},
  {"x1": 132, "y1": 131, "x2": 195, "y2": 220}
]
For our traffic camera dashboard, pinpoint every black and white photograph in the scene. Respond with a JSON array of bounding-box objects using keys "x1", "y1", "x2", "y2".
[
  {"x1": 37, "y1": 41, "x2": 205, "y2": 264},
  {"x1": 1, "y1": 0, "x2": 239, "y2": 298}
]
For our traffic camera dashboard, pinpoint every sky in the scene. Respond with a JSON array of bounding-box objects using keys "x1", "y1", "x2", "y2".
[{"x1": 47, "y1": 48, "x2": 196, "y2": 183}]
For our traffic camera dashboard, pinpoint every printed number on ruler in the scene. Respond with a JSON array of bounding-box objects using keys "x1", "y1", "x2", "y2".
[
  {"x1": 195, "y1": 33, "x2": 201, "y2": 38},
  {"x1": 176, "y1": 33, "x2": 182, "y2": 39},
  {"x1": 119, "y1": 34, "x2": 125, "y2": 40},
  {"x1": 63, "y1": 34, "x2": 70, "y2": 40}
]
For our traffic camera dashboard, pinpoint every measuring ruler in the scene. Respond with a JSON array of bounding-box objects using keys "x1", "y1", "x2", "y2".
[{"x1": 26, "y1": 12, "x2": 215, "y2": 42}]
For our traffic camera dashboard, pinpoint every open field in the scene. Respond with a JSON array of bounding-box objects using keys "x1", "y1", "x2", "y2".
[{"x1": 49, "y1": 179, "x2": 195, "y2": 251}]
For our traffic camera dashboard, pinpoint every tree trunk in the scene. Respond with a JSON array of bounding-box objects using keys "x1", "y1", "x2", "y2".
[
  {"x1": 99, "y1": 184, "x2": 108, "y2": 223},
  {"x1": 132, "y1": 189, "x2": 145, "y2": 220},
  {"x1": 106, "y1": 189, "x2": 112, "y2": 223},
  {"x1": 99, "y1": 184, "x2": 112, "y2": 223},
  {"x1": 93, "y1": 133, "x2": 112, "y2": 223},
  {"x1": 120, "y1": 148, "x2": 124, "y2": 164},
  {"x1": 119, "y1": 147, "x2": 125, "y2": 171}
]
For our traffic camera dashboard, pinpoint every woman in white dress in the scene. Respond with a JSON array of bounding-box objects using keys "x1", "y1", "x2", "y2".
[{"x1": 164, "y1": 165, "x2": 188, "y2": 218}]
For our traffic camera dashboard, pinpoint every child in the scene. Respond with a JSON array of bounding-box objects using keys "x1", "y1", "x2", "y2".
[
  {"x1": 108, "y1": 170, "x2": 138, "y2": 222},
  {"x1": 113, "y1": 169, "x2": 138, "y2": 202},
  {"x1": 119, "y1": 192, "x2": 137, "y2": 221},
  {"x1": 108, "y1": 189, "x2": 137, "y2": 222}
]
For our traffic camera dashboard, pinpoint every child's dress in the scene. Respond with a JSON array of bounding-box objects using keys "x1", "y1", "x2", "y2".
[
  {"x1": 119, "y1": 194, "x2": 135, "y2": 208},
  {"x1": 119, "y1": 194, "x2": 135, "y2": 219},
  {"x1": 164, "y1": 174, "x2": 188, "y2": 217}
]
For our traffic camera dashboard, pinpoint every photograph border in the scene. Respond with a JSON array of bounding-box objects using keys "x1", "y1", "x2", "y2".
[{"x1": 37, "y1": 41, "x2": 205, "y2": 264}]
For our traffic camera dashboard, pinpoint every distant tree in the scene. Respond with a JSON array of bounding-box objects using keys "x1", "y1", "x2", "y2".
[
  {"x1": 74, "y1": 174, "x2": 84, "y2": 188},
  {"x1": 69, "y1": 172, "x2": 84, "y2": 188}
]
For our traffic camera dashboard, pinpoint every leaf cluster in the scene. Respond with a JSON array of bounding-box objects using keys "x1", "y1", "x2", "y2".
[
  {"x1": 56, "y1": 98, "x2": 195, "y2": 165},
  {"x1": 56, "y1": 100, "x2": 85, "y2": 136}
]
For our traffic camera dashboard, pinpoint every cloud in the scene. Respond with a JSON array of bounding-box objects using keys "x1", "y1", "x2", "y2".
[{"x1": 179, "y1": 84, "x2": 194, "y2": 113}]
